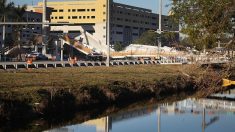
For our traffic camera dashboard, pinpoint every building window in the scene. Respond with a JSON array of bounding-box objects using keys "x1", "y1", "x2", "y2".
[
  {"x1": 103, "y1": 12, "x2": 106, "y2": 15},
  {"x1": 116, "y1": 32, "x2": 123, "y2": 34},
  {"x1": 52, "y1": 9, "x2": 57, "y2": 12},
  {"x1": 103, "y1": 19, "x2": 106, "y2": 22},
  {"x1": 87, "y1": 9, "x2": 90, "y2": 11},
  {"x1": 68, "y1": 16, "x2": 71, "y2": 19},
  {"x1": 117, "y1": 18, "x2": 122, "y2": 21},
  {"x1": 152, "y1": 17, "x2": 157, "y2": 20},
  {"x1": 55, "y1": 17, "x2": 58, "y2": 19},
  {"x1": 72, "y1": 16, "x2": 77, "y2": 19},
  {"x1": 68, "y1": 9, "x2": 71, "y2": 12},
  {"x1": 117, "y1": 25, "x2": 123, "y2": 27},
  {"x1": 79, "y1": 16, "x2": 82, "y2": 19},
  {"x1": 83, "y1": 16, "x2": 86, "y2": 19},
  {"x1": 103, "y1": 35, "x2": 106, "y2": 38},
  {"x1": 72, "y1": 9, "x2": 76, "y2": 12},
  {"x1": 133, "y1": 27, "x2": 138, "y2": 29},
  {"x1": 91, "y1": 9, "x2": 95, "y2": 11},
  {"x1": 59, "y1": 16, "x2": 63, "y2": 19},
  {"x1": 87, "y1": 16, "x2": 90, "y2": 19},
  {"x1": 91, "y1": 16, "x2": 95, "y2": 19},
  {"x1": 103, "y1": 5, "x2": 106, "y2": 7},
  {"x1": 59, "y1": 9, "x2": 63, "y2": 12},
  {"x1": 103, "y1": 26, "x2": 106, "y2": 29},
  {"x1": 77, "y1": 9, "x2": 86, "y2": 12}
]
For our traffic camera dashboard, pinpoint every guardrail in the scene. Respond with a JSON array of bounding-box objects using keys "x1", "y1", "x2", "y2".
[{"x1": 0, "y1": 60, "x2": 161, "y2": 70}]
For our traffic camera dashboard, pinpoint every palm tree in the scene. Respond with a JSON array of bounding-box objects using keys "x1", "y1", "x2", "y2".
[
  {"x1": 12, "y1": 5, "x2": 26, "y2": 61},
  {"x1": 0, "y1": 0, "x2": 14, "y2": 60}
]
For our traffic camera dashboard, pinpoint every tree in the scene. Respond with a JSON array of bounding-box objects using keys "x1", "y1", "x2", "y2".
[
  {"x1": 12, "y1": 5, "x2": 27, "y2": 60},
  {"x1": 0, "y1": 0, "x2": 14, "y2": 57},
  {"x1": 171, "y1": 0, "x2": 235, "y2": 50},
  {"x1": 134, "y1": 30, "x2": 179, "y2": 46},
  {"x1": 114, "y1": 42, "x2": 124, "y2": 51},
  {"x1": 134, "y1": 30, "x2": 158, "y2": 46}
]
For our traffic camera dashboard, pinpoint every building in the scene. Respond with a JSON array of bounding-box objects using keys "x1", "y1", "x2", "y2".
[
  {"x1": 110, "y1": 2, "x2": 178, "y2": 46},
  {"x1": 21, "y1": 11, "x2": 43, "y2": 44},
  {"x1": 35, "y1": 0, "x2": 178, "y2": 48},
  {"x1": 0, "y1": 10, "x2": 43, "y2": 50}
]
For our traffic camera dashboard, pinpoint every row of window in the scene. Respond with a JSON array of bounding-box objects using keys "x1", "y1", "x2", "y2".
[
  {"x1": 113, "y1": 10, "x2": 170, "y2": 22},
  {"x1": 22, "y1": 17, "x2": 41, "y2": 22},
  {"x1": 115, "y1": 18, "x2": 156, "y2": 25},
  {"x1": 52, "y1": 8, "x2": 96, "y2": 12},
  {"x1": 115, "y1": 32, "x2": 140, "y2": 36},
  {"x1": 51, "y1": 16, "x2": 96, "y2": 19},
  {"x1": 114, "y1": 10, "x2": 158, "y2": 19}
]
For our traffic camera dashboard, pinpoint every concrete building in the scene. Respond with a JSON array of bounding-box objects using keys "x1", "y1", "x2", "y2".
[
  {"x1": 21, "y1": 11, "x2": 43, "y2": 44},
  {"x1": 0, "y1": 11, "x2": 43, "y2": 48},
  {"x1": 35, "y1": 0, "x2": 178, "y2": 48},
  {"x1": 110, "y1": 2, "x2": 178, "y2": 46}
]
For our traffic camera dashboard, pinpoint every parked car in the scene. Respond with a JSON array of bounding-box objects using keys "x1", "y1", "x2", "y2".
[{"x1": 25, "y1": 51, "x2": 48, "y2": 61}]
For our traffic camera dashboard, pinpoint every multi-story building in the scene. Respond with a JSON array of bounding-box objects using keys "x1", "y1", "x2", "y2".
[
  {"x1": 0, "y1": 11, "x2": 43, "y2": 48},
  {"x1": 34, "y1": 0, "x2": 179, "y2": 48},
  {"x1": 110, "y1": 2, "x2": 178, "y2": 46},
  {"x1": 21, "y1": 11, "x2": 43, "y2": 44}
]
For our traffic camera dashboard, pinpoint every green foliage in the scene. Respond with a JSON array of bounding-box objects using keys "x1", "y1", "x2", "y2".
[
  {"x1": 171, "y1": 0, "x2": 235, "y2": 50},
  {"x1": 114, "y1": 42, "x2": 124, "y2": 51},
  {"x1": 0, "y1": 0, "x2": 14, "y2": 21},
  {"x1": 134, "y1": 30, "x2": 179, "y2": 46},
  {"x1": 134, "y1": 30, "x2": 158, "y2": 46}
]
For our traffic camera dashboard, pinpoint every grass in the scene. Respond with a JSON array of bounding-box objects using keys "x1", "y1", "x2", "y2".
[{"x1": 0, "y1": 65, "x2": 185, "y2": 92}]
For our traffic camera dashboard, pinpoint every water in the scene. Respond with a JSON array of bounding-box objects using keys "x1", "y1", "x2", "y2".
[{"x1": 46, "y1": 90, "x2": 235, "y2": 132}]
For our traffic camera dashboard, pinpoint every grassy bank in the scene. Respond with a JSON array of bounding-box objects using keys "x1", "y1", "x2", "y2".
[
  {"x1": 0, "y1": 65, "x2": 183, "y2": 90},
  {"x1": 0, "y1": 65, "x2": 229, "y2": 127}
]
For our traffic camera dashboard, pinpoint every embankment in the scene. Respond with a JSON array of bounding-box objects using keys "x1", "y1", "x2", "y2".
[{"x1": 0, "y1": 65, "x2": 231, "y2": 127}]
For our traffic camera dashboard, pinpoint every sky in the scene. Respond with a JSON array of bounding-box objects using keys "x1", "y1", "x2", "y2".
[{"x1": 10, "y1": 0, "x2": 172, "y2": 15}]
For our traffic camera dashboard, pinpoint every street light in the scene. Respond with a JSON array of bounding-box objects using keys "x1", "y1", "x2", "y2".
[
  {"x1": 42, "y1": 0, "x2": 47, "y2": 55},
  {"x1": 106, "y1": 0, "x2": 110, "y2": 67},
  {"x1": 158, "y1": 0, "x2": 163, "y2": 59}
]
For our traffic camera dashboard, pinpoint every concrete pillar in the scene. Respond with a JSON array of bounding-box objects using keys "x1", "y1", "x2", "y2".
[
  {"x1": 42, "y1": 0, "x2": 47, "y2": 55},
  {"x1": 106, "y1": 0, "x2": 110, "y2": 67}
]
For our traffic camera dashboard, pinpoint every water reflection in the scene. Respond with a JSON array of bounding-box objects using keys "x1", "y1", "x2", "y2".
[{"x1": 46, "y1": 90, "x2": 235, "y2": 132}]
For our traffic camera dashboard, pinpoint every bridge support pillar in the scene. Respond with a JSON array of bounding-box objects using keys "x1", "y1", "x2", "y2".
[{"x1": 15, "y1": 64, "x2": 18, "y2": 70}]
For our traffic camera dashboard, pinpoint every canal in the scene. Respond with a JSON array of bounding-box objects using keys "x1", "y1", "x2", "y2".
[{"x1": 45, "y1": 90, "x2": 235, "y2": 132}]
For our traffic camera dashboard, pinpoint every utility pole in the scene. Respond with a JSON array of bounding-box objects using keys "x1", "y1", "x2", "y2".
[
  {"x1": 158, "y1": 0, "x2": 162, "y2": 59},
  {"x1": 1, "y1": 16, "x2": 6, "y2": 61},
  {"x1": 42, "y1": 0, "x2": 47, "y2": 55},
  {"x1": 106, "y1": 0, "x2": 110, "y2": 67}
]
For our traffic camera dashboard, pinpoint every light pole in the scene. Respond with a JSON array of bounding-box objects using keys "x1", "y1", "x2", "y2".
[
  {"x1": 42, "y1": 0, "x2": 47, "y2": 55},
  {"x1": 1, "y1": 16, "x2": 6, "y2": 61},
  {"x1": 158, "y1": 0, "x2": 163, "y2": 59},
  {"x1": 106, "y1": 0, "x2": 110, "y2": 67}
]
